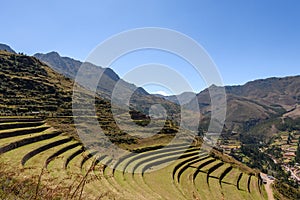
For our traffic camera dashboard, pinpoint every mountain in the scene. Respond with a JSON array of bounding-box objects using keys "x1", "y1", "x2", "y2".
[
  {"x1": 0, "y1": 50, "x2": 155, "y2": 144},
  {"x1": 34, "y1": 51, "x2": 147, "y2": 98},
  {"x1": 34, "y1": 51, "x2": 180, "y2": 117},
  {"x1": 2, "y1": 49, "x2": 299, "y2": 199},
  {"x1": 0, "y1": 50, "x2": 185, "y2": 144},
  {"x1": 14, "y1": 49, "x2": 300, "y2": 134},
  {"x1": 159, "y1": 91, "x2": 197, "y2": 105},
  {"x1": 155, "y1": 76, "x2": 299, "y2": 134},
  {"x1": 0, "y1": 43, "x2": 16, "y2": 53},
  {"x1": 196, "y1": 76, "x2": 300, "y2": 131},
  {"x1": 225, "y1": 76, "x2": 300, "y2": 109}
]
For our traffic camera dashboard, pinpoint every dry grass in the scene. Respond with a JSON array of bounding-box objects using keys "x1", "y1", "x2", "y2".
[{"x1": 0, "y1": 159, "x2": 112, "y2": 200}]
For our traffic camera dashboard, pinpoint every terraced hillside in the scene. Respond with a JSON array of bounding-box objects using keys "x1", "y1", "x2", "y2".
[
  {"x1": 34, "y1": 51, "x2": 181, "y2": 119},
  {"x1": 0, "y1": 51, "x2": 79, "y2": 117},
  {"x1": 0, "y1": 118, "x2": 267, "y2": 199},
  {"x1": 0, "y1": 50, "x2": 183, "y2": 146}
]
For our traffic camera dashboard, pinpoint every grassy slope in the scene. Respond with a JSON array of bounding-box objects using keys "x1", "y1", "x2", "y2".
[{"x1": 0, "y1": 51, "x2": 269, "y2": 199}]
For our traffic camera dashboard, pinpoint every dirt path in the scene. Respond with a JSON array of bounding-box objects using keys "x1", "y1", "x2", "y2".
[
  {"x1": 264, "y1": 180, "x2": 274, "y2": 200},
  {"x1": 283, "y1": 104, "x2": 300, "y2": 119},
  {"x1": 261, "y1": 173, "x2": 274, "y2": 200}
]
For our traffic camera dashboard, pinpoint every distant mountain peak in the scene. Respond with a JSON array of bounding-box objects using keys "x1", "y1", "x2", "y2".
[
  {"x1": 103, "y1": 67, "x2": 120, "y2": 81},
  {"x1": 46, "y1": 51, "x2": 60, "y2": 56},
  {"x1": 34, "y1": 51, "x2": 60, "y2": 58},
  {"x1": 159, "y1": 91, "x2": 197, "y2": 104},
  {"x1": 0, "y1": 43, "x2": 16, "y2": 53},
  {"x1": 33, "y1": 51, "x2": 151, "y2": 100}
]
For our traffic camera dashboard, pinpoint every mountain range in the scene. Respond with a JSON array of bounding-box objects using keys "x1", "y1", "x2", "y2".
[
  {"x1": 1, "y1": 43, "x2": 299, "y2": 199},
  {"x1": 34, "y1": 51, "x2": 147, "y2": 99},
  {"x1": 34, "y1": 51, "x2": 180, "y2": 118},
  {"x1": 197, "y1": 76, "x2": 300, "y2": 130},
  {"x1": 1, "y1": 43, "x2": 300, "y2": 135},
  {"x1": 34, "y1": 49, "x2": 300, "y2": 131}
]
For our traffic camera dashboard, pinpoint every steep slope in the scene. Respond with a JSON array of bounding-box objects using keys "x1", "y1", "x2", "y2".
[
  {"x1": 0, "y1": 50, "x2": 73, "y2": 115},
  {"x1": 34, "y1": 51, "x2": 148, "y2": 98},
  {"x1": 196, "y1": 76, "x2": 300, "y2": 130},
  {"x1": 0, "y1": 120, "x2": 267, "y2": 199},
  {"x1": 0, "y1": 50, "x2": 267, "y2": 199},
  {"x1": 225, "y1": 76, "x2": 300, "y2": 110},
  {"x1": 159, "y1": 91, "x2": 197, "y2": 105},
  {"x1": 0, "y1": 43, "x2": 16, "y2": 53},
  {"x1": 0, "y1": 50, "x2": 181, "y2": 146},
  {"x1": 34, "y1": 51, "x2": 180, "y2": 117}
]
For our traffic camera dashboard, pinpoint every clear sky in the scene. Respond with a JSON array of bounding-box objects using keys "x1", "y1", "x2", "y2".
[{"x1": 1, "y1": 0, "x2": 300, "y2": 94}]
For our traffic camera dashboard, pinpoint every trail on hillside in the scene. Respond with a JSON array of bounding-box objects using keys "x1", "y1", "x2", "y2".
[{"x1": 261, "y1": 173, "x2": 274, "y2": 200}]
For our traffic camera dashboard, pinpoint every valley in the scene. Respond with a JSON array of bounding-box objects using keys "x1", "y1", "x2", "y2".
[{"x1": 0, "y1": 47, "x2": 299, "y2": 199}]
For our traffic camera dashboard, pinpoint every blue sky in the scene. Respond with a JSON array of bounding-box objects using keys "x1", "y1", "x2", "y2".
[{"x1": 1, "y1": 0, "x2": 300, "y2": 94}]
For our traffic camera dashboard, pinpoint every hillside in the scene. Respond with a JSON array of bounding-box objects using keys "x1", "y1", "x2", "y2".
[
  {"x1": 154, "y1": 75, "x2": 300, "y2": 136},
  {"x1": 0, "y1": 51, "x2": 182, "y2": 145},
  {"x1": 2, "y1": 47, "x2": 299, "y2": 199},
  {"x1": 33, "y1": 50, "x2": 300, "y2": 145},
  {"x1": 34, "y1": 51, "x2": 180, "y2": 119},
  {"x1": 0, "y1": 50, "x2": 73, "y2": 116},
  {"x1": 0, "y1": 43, "x2": 16, "y2": 53},
  {"x1": 34, "y1": 51, "x2": 146, "y2": 99},
  {"x1": 33, "y1": 50, "x2": 300, "y2": 134},
  {"x1": 195, "y1": 76, "x2": 300, "y2": 131},
  {"x1": 0, "y1": 50, "x2": 267, "y2": 199},
  {"x1": 158, "y1": 91, "x2": 197, "y2": 105},
  {"x1": 0, "y1": 118, "x2": 267, "y2": 199}
]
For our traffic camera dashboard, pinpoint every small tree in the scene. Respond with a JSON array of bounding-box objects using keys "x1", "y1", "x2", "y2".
[
  {"x1": 287, "y1": 133, "x2": 293, "y2": 144},
  {"x1": 295, "y1": 137, "x2": 300, "y2": 163}
]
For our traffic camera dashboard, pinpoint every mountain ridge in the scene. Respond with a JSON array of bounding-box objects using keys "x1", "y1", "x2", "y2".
[
  {"x1": 196, "y1": 75, "x2": 300, "y2": 131},
  {"x1": 33, "y1": 51, "x2": 180, "y2": 118},
  {"x1": 33, "y1": 51, "x2": 151, "y2": 100},
  {"x1": 0, "y1": 43, "x2": 16, "y2": 53},
  {"x1": 2, "y1": 43, "x2": 300, "y2": 133}
]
